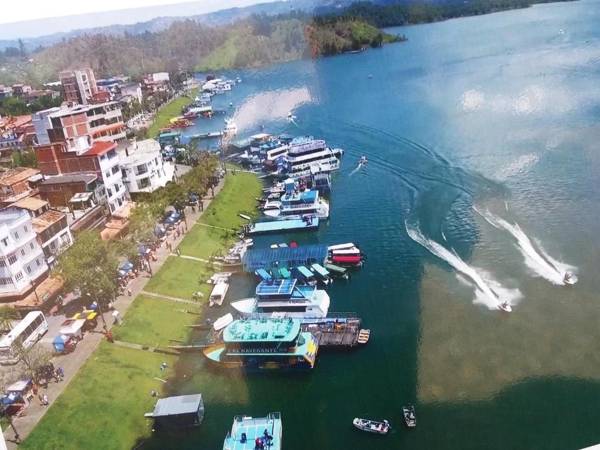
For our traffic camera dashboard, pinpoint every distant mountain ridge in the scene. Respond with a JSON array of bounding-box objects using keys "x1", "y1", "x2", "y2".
[{"x1": 0, "y1": 0, "x2": 354, "y2": 51}]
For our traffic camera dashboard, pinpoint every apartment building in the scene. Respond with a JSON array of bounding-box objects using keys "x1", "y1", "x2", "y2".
[
  {"x1": 12, "y1": 197, "x2": 73, "y2": 266},
  {"x1": 118, "y1": 139, "x2": 174, "y2": 194},
  {"x1": 0, "y1": 208, "x2": 49, "y2": 300},
  {"x1": 59, "y1": 68, "x2": 98, "y2": 105}
]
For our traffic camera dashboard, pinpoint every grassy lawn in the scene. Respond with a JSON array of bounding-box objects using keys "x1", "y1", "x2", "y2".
[
  {"x1": 144, "y1": 256, "x2": 212, "y2": 300},
  {"x1": 178, "y1": 224, "x2": 232, "y2": 260},
  {"x1": 22, "y1": 344, "x2": 176, "y2": 450},
  {"x1": 112, "y1": 295, "x2": 200, "y2": 347},
  {"x1": 201, "y1": 172, "x2": 263, "y2": 230},
  {"x1": 147, "y1": 88, "x2": 198, "y2": 138}
]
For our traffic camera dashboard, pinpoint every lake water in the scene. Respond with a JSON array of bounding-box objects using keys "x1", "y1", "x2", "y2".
[{"x1": 149, "y1": 1, "x2": 600, "y2": 448}]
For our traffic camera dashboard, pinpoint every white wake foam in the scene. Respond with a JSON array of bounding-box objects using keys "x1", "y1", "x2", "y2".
[
  {"x1": 406, "y1": 222, "x2": 522, "y2": 311},
  {"x1": 474, "y1": 207, "x2": 577, "y2": 286}
]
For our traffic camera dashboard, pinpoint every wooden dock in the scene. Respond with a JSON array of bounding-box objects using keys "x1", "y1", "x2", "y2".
[{"x1": 301, "y1": 316, "x2": 366, "y2": 348}]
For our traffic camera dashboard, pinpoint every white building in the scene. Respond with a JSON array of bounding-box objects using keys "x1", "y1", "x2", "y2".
[
  {"x1": 118, "y1": 82, "x2": 143, "y2": 104},
  {"x1": 12, "y1": 197, "x2": 73, "y2": 267},
  {"x1": 0, "y1": 208, "x2": 49, "y2": 300},
  {"x1": 118, "y1": 139, "x2": 174, "y2": 194}
]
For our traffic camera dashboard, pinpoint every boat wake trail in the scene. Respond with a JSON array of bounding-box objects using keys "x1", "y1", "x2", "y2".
[
  {"x1": 406, "y1": 221, "x2": 522, "y2": 311},
  {"x1": 473, "y1": 207, "x2": 577, "y2": 285}
]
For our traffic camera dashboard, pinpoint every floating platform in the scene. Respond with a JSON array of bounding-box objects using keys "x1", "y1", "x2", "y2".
[
  {"x1": 300, "y1": 315, "x2": 366, "y2": 348},
  {"x1": 245, "y1": 218, "x2": 319, "y2": 235}
]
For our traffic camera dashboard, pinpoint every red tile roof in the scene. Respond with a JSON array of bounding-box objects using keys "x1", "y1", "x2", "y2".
[{"x1": 84, "y1": 140, "x2": 117, "y2": 156}]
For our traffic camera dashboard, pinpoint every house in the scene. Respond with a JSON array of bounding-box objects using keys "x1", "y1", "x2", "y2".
[
  {"x1": 118, "y1": 82, "x2": 143, "y2": 104},
  {"x1": 12, "y1": 197, "x2": 73, "y2": 266},
  {"x1": 0, "y1": 208, "x2": 49, "y2": 301},
  {"x1": 35, "y1": 139, "x2": 128, "y2": 215},
  {"x1": 118, "y1": 139, "x2": 174, "y2": 194},
  {"x1": 38, "y1": 173, "x2": 104, "y2": 208},
  {"x1": 0, "y1": 167, "x2": 41, "y2": 206}
]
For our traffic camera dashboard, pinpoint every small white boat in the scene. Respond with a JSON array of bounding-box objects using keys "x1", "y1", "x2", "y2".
[
  {"x1": 239, "y1": 213, "x2": 252, "y2": 221},
  {"x1": 213, "y1": 313, "x2": 233, "y2": 331},
  {"x1": 352, "y1": 418, "x2": 390, "y2": 435},
  {"x1": 357, "y1": 329, "x2": 370, "y2": 344},
  {"x1": 402, "y1": 405, "x2": 416, "y2": 428},
  {"x1": 498, "y1": 301, "x2": 512, "y2": 313},
  {"x1": 359, "y1": 156, "x2": 368, "y2": 166},
  {"x1": 209, "y1": 282, "x2": 229, "y2": 307}
]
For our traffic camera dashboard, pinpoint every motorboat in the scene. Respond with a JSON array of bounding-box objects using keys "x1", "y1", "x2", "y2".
[
  {"x1": 402, "y1": 405, "x2": 416, "y2": 428},
  {"x1": 498, "y1": 301, "x2": 512, "y2": 313},
  {"x1": 352, "y1": 418, "x2": 390, "y2": 435},
  {"x1": 563, "y1": 271, "x2": 577, "y2": 285},
  {"x1": 359, "y1": 156, "x2": 368, "y2": 166}
]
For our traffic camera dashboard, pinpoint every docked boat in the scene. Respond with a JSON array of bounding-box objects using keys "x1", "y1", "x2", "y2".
[
  {"x1": 245, "y1": 215, "x2": 320, "y2": 235},
  {"x1": 402, "y1": 405, "x2": 416, "y2": 428},
  {"x1": 262, "y1": 183, "x2": 329, "y2": 220},
  {"x1": 231, "y1": 278, "x2": 330, "y2": 319},
  {"x1": 357, "y1": 329, "x2": 371, "y2": 344},
  {"x1": 202, "y1": 318, "x2": 319, "y2": 370},
  {"x1": 328, "y1": 243, "x2": 364, "y2": 267},
  {"x1": 352, "y1": 418, "x2": 390, "y2": 435},
  {"x1": 223, "y1": 412, "x2": 282, "y2": 450},
  {"x1": 209, "y1": 281, "x2": 229, "y2": 307},
  {"x1": 223, "y1": 118, "x2": 237, "y2": 137},
  {"x1": 278, "y1": 137, "x2": 344, "y2": 179}
]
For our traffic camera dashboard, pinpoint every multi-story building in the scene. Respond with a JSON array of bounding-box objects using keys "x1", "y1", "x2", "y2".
[
  {"x1": 35, "y1": 139, "x2": 128, "y2": 214},
  {"x1": 118, "y1": 139, "x2": 174, "y2": 194},
  {"x1": 33, "y1": 102, "x2": 126, "y2": 146},
  {"x1": 59, "y1": 68, "x2": 98, "y2": 105},
  {"x1": 118, "y1": 82, "x2": 143, "y2": 104},
  {"x1": 12, "y1": 197, "x2": 73, "y2": 266},
  {"x1": 0, "y1": 208, "x2": 49, "y2": 300}
]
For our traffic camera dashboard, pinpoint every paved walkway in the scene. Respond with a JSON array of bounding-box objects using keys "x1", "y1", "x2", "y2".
[
  {"x1": 141, "y1": 290, "x2": 201, "y2": 304},
  {"x1": 3, "y1": 177, "x2": 225, "y2": 447}
]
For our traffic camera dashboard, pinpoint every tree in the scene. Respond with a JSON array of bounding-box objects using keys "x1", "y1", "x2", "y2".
[
  {"x1": 54, "y1": 232, "x2": 120, "y2": 329},
  {"x1": 0, "y1": 307, "x2": 18, "y2": 333},
  {"x1": 17, "y1": 39, "x2": 26, "y2": 57},
  {"x1": 14, "y1": 343, "x2": 52, "y2": 382},
  {"x1": 0, "y1": 97, "x2": 29, "y2": 116},
  {"x1": 11, "y1": 149, "x2": 37, "y2": 168}
]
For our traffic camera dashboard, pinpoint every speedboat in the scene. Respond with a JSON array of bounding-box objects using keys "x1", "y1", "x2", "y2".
[
  {"x1": 352, "y1": 418, "x2": 390, "y2": 435},
  {"x1": 498, "y1": 301, "x2": 512, "y2": 313},
  {"x1": 402, "y1": 405, "x2": 416, "y2": 428},
  {"x1": 563, "y1": 271, "x2": 576, "y2": 285},
  {"x1": 359, "y1": 156, "x2": 368, "y2": 166}
]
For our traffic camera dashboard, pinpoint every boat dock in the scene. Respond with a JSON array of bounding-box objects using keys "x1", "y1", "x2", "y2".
[
  {"x1": 300, "y1": 314, "x2": 367, "y2": 348},
  {"x1": 245, "y1": 217, "x2": 319, "y2": 235}
]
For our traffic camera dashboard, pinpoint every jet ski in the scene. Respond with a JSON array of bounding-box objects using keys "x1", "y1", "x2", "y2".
[
  {"x1": 498, "y1": 301, "x2": 512, "y2": 312},
  {"x1": 359, "y1": 156, "x2": 368, "y2": 166},
  {"x1": 563, "y1": 271, "x2": 576, "y2": 285}
]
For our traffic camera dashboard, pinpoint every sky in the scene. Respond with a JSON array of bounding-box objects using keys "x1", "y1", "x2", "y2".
[{"x1": 0, "y1": 0, "x2": 275, "y2": 40}]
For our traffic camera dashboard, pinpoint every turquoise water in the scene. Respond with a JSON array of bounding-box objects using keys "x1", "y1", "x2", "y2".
[{"x1": 149, "y1": 2, "x2": 600, "y2": 448}]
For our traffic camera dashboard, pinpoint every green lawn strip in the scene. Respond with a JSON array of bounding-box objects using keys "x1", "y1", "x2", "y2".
[
  {"x1": 177, "y1": 224, "x2": 232, "y2": 260},
  {"x1": 201, "y1": 173, "x2": 263, "y2": 230},
  {"x1": 144, "y1": 256, "x2": 212, "y2": 301},
  {"x1": 22, "y1": 344, "x2": 176, "y2": 450},
  {"x1": 112, "y1": 295, "x2": 201, "y2": 347},
  {"x1": 147, "y1": 89, "x2": 198, "y2": 138}
]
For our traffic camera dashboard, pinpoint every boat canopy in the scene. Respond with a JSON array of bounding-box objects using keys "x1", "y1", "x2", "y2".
[
  {"x1": 255, "y1": 269, "x2": 272, "y2": 281},
  {"x1": 296, "y1": 266, "x2": 314, "y2": 279},
  {"x1": 311, "y1": 264, "x2": 329, "y2": 277},
  {"x1": 243, "y1": 244, "x2": 327, "y2": 272},
  {"x1": 279, "y1": 267, "x2": 291, "y2": 279},
  {"x1": 256, "y1": 279, "x2": 297, "y2": 298}
]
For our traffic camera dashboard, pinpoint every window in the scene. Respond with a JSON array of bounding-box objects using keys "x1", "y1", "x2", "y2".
[
  {"x1": 8, "y1": 254, "x2": 17, "y2": 265},
  {"x1": 0, "y1": 259, "x2": 5, "y2": 267},
  {"x1": 1, "y1": 238, "x2": 7, "y2": 247},
  {"x1": 26, "y1": 265, "x2": 31, "y2": 274},
  {"x1": 0, "y1": 278, "x2": 12, "y2": 285},
  {"x1": 14, "y1": 231, "x2": 19, "y2": 239},
  {"x1": 36, "y1": 258, "x2": 41, "y2": 267},
  {"x1": 30, "y1": 242, "x2": 34, "y2": 250},
  {"x1": 23, "y1": 226, "x2": 28, "y2": 232},
  {"x1": 105, "y1": 171, "x2": 111, "y2": 179},
  {"x1": 15, "y1": 272, "x2": 23, "y2": 281},
  {"x1": 20, "y1": 249, "x2": 25, "y2": 256}
]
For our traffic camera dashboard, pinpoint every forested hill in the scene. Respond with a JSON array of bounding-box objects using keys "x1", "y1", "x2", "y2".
[
  {"x1": 323, "y1": 0, "x2": 577, "y2": 27},
  {"x1": 0, "y1": 15, "x2": 401, "y2": 84}
]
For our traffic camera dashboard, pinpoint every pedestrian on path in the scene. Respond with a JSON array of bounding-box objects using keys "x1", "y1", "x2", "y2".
[
  {"x1": 166, "y1": 241, "x2": 172, "y2": 253},
  {"x1": 176, "y1": 248, "x2": 181, "y2": 256}
]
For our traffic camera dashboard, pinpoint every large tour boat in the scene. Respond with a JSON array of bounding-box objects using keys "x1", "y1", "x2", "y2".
[
  {"x1": 231, "y1": 278, "x2": 330, "y2": 319},
  {"x1": 202, "y1": 318, "x2": 319, "y2": 370},
  {"x1": 262, "y1": 180, "x2": 329, "y2": 219},
  {"x1": 278, "y1": 136, "x2": 343, "y2": 179}
]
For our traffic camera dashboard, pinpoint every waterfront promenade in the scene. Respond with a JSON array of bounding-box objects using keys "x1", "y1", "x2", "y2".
[{"x1": 2, "y1": 177, "x2": 225, "y2": 448}]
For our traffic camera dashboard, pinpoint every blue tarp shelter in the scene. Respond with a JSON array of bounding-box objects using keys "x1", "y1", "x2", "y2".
[{"x1": 243, "y1": 244, "x2": 327, "y2": 272}]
